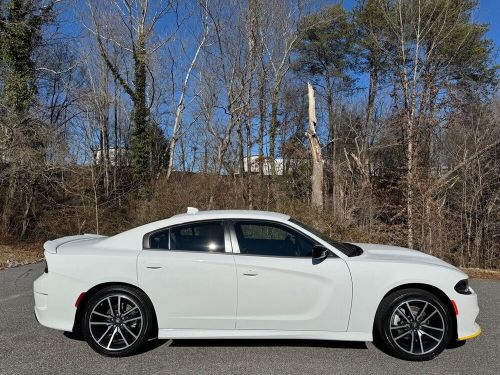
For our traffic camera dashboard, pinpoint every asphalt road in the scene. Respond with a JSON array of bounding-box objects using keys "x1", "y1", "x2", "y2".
[{"x1": 1, "y1": 263, "x2": 499, "y2": 375}]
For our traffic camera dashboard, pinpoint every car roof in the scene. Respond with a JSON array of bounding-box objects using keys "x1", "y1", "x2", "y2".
[
  {"x1": 98, "y1": 209, "x2": 291, "y2": 250},
  {"x1": 170, "y1": 209, "x2": 290, "y2": 221}
]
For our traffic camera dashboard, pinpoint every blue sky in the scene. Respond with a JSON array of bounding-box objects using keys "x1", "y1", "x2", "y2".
[
  {"x1": 476, "y1": 0, "x2": 500, "y2": 63},
  {"x1": 57, "y1": 0, "x2": 499, "y2": 163}
]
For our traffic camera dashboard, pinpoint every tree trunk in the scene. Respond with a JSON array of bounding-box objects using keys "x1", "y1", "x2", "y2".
[
  {"x1": 364, "y1": 59, "x2": 378, "y2": 165},
  {"x1": 1, "y1": 177, "x2": 17, "y2": 234},
  {"x1": 258, "y1": 66, "x2": 266, "y2": 177},
  {"x1": 100, "y1": 71, "x2": 110, "y2": 197},
  {"x1": 406, "y1": 114, "x2": 415, "y2": 249},
  {"x1": 203, "y1": 134, "x2": 209, "y2": 173},
  {"x1": 165, "y1": 18, "x2": 207, "y2": 179},
  {"x1": 20, "y1": 192, "x2": 33, "y2": 238},
  {"x1": 325, "y1": 72, "x2": 336, "y2": 214},
  {"x1": 131, "y1": 30, "x2": 151, "y2": 185},
  {"x1": 237, "y1": 119, "x2": 245, "y2": 185},
  {"x1": 113, "y1": 77, "x2": 119, "y2": 196},
  {"x1": 245, "y1": 78, "x2": 254, "y2": 209},
  {"x1": 269, "y1": 85, "x2": 280, "y2": 175},
  {"x1": 306, "y1": 82, "x2": 324, "y2": 210}
]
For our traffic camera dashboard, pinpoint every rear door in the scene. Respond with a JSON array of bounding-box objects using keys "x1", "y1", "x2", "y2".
[
  {"x1": 231, "y1": 220, "x2": 352, "y2": 331},
  {"x1": 137, "y1": 220, "x2": 237, "y2": 329}
]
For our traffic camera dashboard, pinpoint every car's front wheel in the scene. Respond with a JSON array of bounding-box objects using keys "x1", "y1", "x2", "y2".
[
  {"x1": 375, "y1": 288, "x2": 453, "y2": 361},
  {"x1": 82, "y1": 285, "x2": 154, "y2": 357}
]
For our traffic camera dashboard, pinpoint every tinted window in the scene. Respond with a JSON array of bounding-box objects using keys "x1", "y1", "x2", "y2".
[
  {"x1": 289, "y1": 218, "x2": 363, "y2": 257},
  {"x1": 150, "y1": 229, "x2": 169, "y2": 249},
  {"x1": 234, "y1": 222, "x2": 314, "y2": 257},
  {"x1": 170, "y1": 221, "x2": 225, "y2": 252}
]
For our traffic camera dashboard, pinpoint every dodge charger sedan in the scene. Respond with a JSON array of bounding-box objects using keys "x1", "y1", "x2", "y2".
[{"x1": 34, "y1": 208, "x2": 480, "y2": 360}]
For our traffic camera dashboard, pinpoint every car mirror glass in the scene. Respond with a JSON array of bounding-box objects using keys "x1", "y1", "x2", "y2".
[{"x1": 312, "y1": 245, "x2": 329, "y2": 262}]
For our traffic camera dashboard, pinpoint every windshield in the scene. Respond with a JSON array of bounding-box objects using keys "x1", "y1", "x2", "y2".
[{"x1": 289, "y1": 218, "x2": 363, "y2": 257}]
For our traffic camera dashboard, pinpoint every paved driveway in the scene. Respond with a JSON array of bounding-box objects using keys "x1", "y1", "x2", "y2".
[{"x1": 1, "y1": 263, "x2": 499, "y2": 374}]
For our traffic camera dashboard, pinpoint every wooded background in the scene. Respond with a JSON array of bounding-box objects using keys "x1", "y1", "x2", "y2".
[{"x1": 0, "y1": 0, "x2": 498, "y2": 269}]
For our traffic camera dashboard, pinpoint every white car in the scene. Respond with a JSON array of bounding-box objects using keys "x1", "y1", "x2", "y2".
[{"x1": 34, "y1": 208, "x2": 480, "y2": 360}]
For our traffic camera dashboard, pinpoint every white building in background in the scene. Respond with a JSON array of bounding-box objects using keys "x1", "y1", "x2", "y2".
[
  {"x1": 235, "y1": 156, "x2": 285, "y2": 176},
  {"x1": 93, "y1": 147, "x2": 131, "y2": 166}
]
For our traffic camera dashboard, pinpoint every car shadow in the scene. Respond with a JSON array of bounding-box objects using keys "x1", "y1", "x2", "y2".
[
  {"x1": 63, "y1": 332, "x2": 368, "y2": 354},
  {"x1": 64, "y1": 331, "x2": 84, "y2": 341},
  {"x1": 63, "y1": 330, "x2": 465, "y2": 355},
  {"x1": 370, "y1": 335, "x2": 467, "y2": 359},
  {"x1": 63, "y1": 331, "x2": 170, "y2": 354},
  {"x1": 169, "y1": 338, "x2": 368, "y2": 349},
  {"x1": 447, "y1": 340, "x2": 466, "y2": 350}
]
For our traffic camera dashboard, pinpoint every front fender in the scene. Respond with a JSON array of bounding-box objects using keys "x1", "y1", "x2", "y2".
[{"x1": 346, "y1": 260, "x2": 468, "y2": 337}]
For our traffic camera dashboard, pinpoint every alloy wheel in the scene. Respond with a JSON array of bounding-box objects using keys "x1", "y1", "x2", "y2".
[
  {"x1": 88, "y1": 294, "x2": 143, "y2": 351},
  {"x1": 389, "y1": 298, "x2": 446, "y2": 355}
]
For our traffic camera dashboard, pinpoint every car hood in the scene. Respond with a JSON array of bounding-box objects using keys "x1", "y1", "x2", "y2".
[{"x1": 351, "y1": 243, "x2": 459, "y2": 271}]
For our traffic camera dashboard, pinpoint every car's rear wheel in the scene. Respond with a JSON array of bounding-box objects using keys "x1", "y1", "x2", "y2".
[
  {"x1": 375, "y1": 288, "x2": 453, "y2": 361},
  {"x1": 82, "y1": 286, "x2": 154, "y2": 357}
]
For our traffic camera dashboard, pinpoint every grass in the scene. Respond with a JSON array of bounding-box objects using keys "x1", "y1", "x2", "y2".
[
  {"x1": 0, "y1": 242, "x2": 44, "y2": 270},
  {"x1": 461, "y1": 268, "x2": 500, "y2": 280}
]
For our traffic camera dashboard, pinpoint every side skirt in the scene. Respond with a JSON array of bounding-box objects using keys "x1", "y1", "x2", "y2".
[{"x1": 158, "y1": 329, "x2": 372, "y2": 341}]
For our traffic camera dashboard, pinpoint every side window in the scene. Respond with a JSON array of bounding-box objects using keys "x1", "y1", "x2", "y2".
[
  {"x1": 150, "y1": 229, "x2": 169, "y2": 249},
  {"x1": 170, "y1": 221, "x2": 225, "y2": 252},
  {"x1": 234, "y1": 221, "x2": 314, "y2": 257}
]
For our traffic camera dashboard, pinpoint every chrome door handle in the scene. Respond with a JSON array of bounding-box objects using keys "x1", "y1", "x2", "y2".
[
  {"x1": 243, "y1": 271, "x2": 258, "y2": 276},
  {"x1": 146, "y1": 263, "x2": 162, "y2": 269}
]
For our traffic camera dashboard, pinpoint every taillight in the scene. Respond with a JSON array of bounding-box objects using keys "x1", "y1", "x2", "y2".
[{"x1": 75, "y1": 292, "x2": 85, "y2": 308}]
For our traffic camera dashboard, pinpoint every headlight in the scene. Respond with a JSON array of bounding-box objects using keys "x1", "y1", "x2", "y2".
[{"x1": 454, "y1": 279, "x2": 471, "y2": 295}]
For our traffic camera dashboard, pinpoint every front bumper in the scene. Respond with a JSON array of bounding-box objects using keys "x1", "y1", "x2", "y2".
[
  {"x1": 458, "y1": 323, "x2": 481, "y2": 341},
  {"x1": 454, "y1": 288, "x2": 480, "y2": 341}
]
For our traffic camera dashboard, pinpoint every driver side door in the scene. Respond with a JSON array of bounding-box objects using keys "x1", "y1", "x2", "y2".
[{"x1": 231, "y1": 220, "x2": 352, "y2": 331}]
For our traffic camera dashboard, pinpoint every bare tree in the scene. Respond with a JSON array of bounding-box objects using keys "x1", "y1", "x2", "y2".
[
  {"x1": 87, "y1": 0, "x2": 173, "y2": 184},
  {"x1": 306, "y1": 82, "x2": 324, "y2": 209},
  {"x1": 263, "y1": 1, "x2": 303, "y2": 175},
  {"x1": 165, "y1": 0, "x2": 210, "y2": 179}
]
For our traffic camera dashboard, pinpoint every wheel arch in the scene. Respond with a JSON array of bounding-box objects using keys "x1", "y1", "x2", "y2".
[
  {"x1": 373, "y1": 283, "x2": 458, "y2": 340},
  {"x1": 72, "y1": 282, "x2": 158, "y2": 336}
]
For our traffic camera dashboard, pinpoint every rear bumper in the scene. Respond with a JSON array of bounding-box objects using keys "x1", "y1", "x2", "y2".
[{"x1": 33, "y1": 273, "x2": 77, "y2": 332}]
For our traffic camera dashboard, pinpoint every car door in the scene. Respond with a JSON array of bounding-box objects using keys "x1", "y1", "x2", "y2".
[
  {"x1": 137, "y1": 220, "x2": 237, "y2": 330},
  {"x1": 231, "y1": 220, "x2": 352, "y2": 331}
]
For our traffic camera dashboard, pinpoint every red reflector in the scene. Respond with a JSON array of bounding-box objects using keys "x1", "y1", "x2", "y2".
[
  {"x1": 75, "y1": 292, "x2": 85, "y2": 308},
  {"x1": 451, "y1": 300, "x2": 459, "y2": 316}
]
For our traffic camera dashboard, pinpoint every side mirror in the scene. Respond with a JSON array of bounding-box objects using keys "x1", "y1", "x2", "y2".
[{"x1": 312, "y1": 245, "x2": 330, "y2": 261}]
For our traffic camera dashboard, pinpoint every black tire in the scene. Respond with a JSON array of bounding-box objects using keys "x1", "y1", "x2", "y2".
[
  {"x1": 374, "y1": 288, "x2": 453, "y2": 361},
  {"x1": 82, "y1": 285, "x2": 155, "y2": 357}
]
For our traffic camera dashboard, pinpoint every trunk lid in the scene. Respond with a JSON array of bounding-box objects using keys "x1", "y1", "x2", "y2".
[{"x1": 43, "y1": 234, "x2": 107, "y2": 254}]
